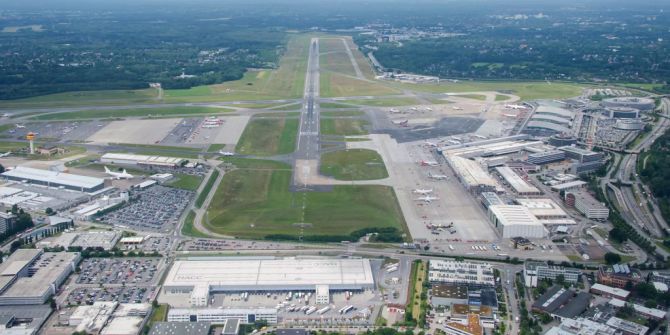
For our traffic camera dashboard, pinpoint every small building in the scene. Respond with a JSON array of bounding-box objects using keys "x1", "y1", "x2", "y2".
[
  {"x1": 524, "y1": 261, "x2": 581, "y2": 288},
  {"x1": 315, "y1": 285, "x2": 329, "y2": 305},
  {"x1": 135, "y1": 180, "x2": 157, "y2": 190},
  {"x1": 590, "y1": 283, "x2": 630, "y2": 300},
  {"x1": 488, "y1": 205, "x2": 547, "y2": 238},
  {"x1": 430, "y1": 284, "x2": 468, "y2": 306},
  {"x1": 597, "y1": 265, "x2": 642, "y2": 289},
  {"x1": 551, "y1": 180, "x2": 587, "y2": 192},
  {"x1": 36, "y1": 146, "x2": 66, "y2": 156},
  {"x1": 150, "y1": 173, "x2": 174, "y2": 183}
]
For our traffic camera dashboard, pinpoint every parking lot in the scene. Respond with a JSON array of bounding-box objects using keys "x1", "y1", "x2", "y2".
[
  {"x1": 66, "y1": 286, "x2": 155, "y2": 305},
  {"x1": 98, "y1": 185, "x2": 193, "y2": 232},
  {"x1": 179, "y1": 239, "x2": 305, "y2": 252},
  {"x1": 76, "y1": 258, "x2": 161, "y2": 285}
]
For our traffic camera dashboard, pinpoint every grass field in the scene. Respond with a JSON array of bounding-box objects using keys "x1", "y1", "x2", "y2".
[
  {"x1": 339, "y1": 97, "x2": 420, "y2": 107},
  {"x1": 195, "y1": 170, "x2": 220, "y2": 208},
  {"x1": 30, "y1": 106, "x2": 233, "y2": 120},
  {"x1": 0, "y1": 89, "x2": 160, "y2": 109},
  {"x1": 320, "y1": 72, "x2": 399, "y2": 98},
  {"x1": 320, "y1": 149, "x2": 388, "y2": 180},
  {"x1": 389, "y1": 81, "x2": 584, "y2": 100},
  {"x1": 0, "y1": 141, "x2": 32, "y2": 151},
  {"x1": 320, "y1": 119, "x2": 368, "y2": 136},
  {"x1": 206, "y1": 159, "x2": 405, "y2": 239},
  {"x1": 457, "y1": 93, "x2": 487, "y2": 101},
  {"x1": 320, "y1": 102, "x2": 356, "y2": 109},
  {"x1": 320, "y1": 110, "x2": 364, "y2": 117},
  {"x1": 167, "y1": 174, "x2": 203, "y2": 191},
  {"x1": 207, "y1": 144, "x2": 227, "y2": 152},
  {"x1": 271, "y1": 103, "x2": 302, "y2": 111},
  {"x1": 236, "y1": 118, "x2": 298, "y2": 156},
  {"x1": 320, "y1": 38, "x2": 358, "y2": 77},
  {"x1": 181, "y1": 210, "x2": 209, "y2": 238},
  {"x1": 495, "y1": 94, "x2": 510, "y2": 101}
]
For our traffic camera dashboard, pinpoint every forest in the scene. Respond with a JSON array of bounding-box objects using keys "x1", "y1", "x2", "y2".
[{"x1": 640, "y1": 132, "x2": 670, "y2": 222}]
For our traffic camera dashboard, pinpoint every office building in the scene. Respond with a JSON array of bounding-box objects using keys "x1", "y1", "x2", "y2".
[
  {"x1": 565, "y1": 190, "x2": 609, "y2": 220},
  {"x1": 524, "y1": 261, "x2": 581, "y2": 287},
  {"x1": 428, "y1": 260, "x2": 495, "y2": 289},
  {"x1": 168, "y1": 308, "x2": 277, "y2": 325},
  {"x1": 597, "y1": 265, "x2": 642, "y2": 289},
  {"x1": 527, "y1": 150, "x2": 566, "y2": 165}
]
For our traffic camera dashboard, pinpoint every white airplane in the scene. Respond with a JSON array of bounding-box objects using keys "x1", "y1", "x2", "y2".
[
  {"x1": 0, "y1": 152, "x2": 11, "y2": 158},
  {"x1": 452, "y1": 106, "x2": 464, "y2": 111},
  {"x1": 15, "y1": 124, "x2": 25, "y2": 129},
  {"x1": 422, "y1": 141, "x2": 438, "y2": 147},
  {"x1": 415, "y1": 195, "x2": 440, "y2": 203},
  {"x1": 419, "y1": 160, "x2": 439, "y2": 167},
  {"x1": 392, "y1": 119, "x2": 409, "y2": 126},
  {"x1": 219, "y1": 151, "x2": 235, "y2": 156},
  {"x1": 429, "y1": 172, "x2": 448, "y2": 180},
  {"x1": 104, "y1": 166, "x2": 133, "y2": 179},
  {"x1": 412, "y1": 188, "x2": 433, "y2": 195},
  {"x1": 504, "y1": 104, "x2": 526, "y2": 110}
]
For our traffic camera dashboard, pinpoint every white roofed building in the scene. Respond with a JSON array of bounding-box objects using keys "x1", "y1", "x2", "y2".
[
  {"x1": 488, "y1": 205, "x2": 546, "y2": 238},
  {"x1": 1, "y1": 166, "x2": 104, "y2": 193}
]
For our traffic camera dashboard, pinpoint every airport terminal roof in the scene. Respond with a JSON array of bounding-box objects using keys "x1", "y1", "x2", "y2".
[
  {"x1": 515, "y1": 198, "x2": 569, "y2": 218},
  {"x1": 526, "y1": 121, "x2": 571, "y2": 133},
  {"x1": 488, "y1": 205, "x2": 543, "y2": 228},
  {"x1": 441, "y1": 139, "x2": 544, "y2": 158},
  {"x1": 530, "y1": 114, "x2": 572, "y2": 125},
  {"x1": 495, "y1": 166, "x2": 540, "y2": 194},
  {"x1": 163, "y1": 258, "x2": 374, "y2": 290},
  {"x1": 535, "y1": 105, "x2": 574, "y2": 119},
  {"x1": 447, "y1": 156, "x2": 501, "y2": 190},
  {"x1": 1, "y1": 166, "x2": 104, "y2": 190}
]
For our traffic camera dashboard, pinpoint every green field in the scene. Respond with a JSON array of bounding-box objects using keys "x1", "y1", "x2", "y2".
[
  {"x1": 495, "y1": 94, "x2": 511, "y2": 101},
  {"x1": 389, "y1": 81, "x2": 584, "y2": 100},
  {"x1": 457, "y1": 94, "x2": 487, "y2": 101},
  {"x1": 271, "y1": 103, "x2": 302, "y2": 111},
  {"x1": 30, "y1": 106, "x2": 233, "y2": 120},
  {"x1": 320, "y1": 72, "x2": 400, "y2": 98},
  {"x1": 0, "y1": 141, "x2": 31, "y2": 151},
  {"x1": 320, "y1": 119, "x2": 368, "y2": 136},
  {"x1": 320, "y1": 110, "x2": 364, "y2": 117},
  {"x1": 338, "y1": 97, "x2": 420, "y2": 107},
  {"x1": 167, "y1": 174, "x2": 203, "y2": 191},
  {"x1": 205, "y1": 159, "x2": 405, "y2": 240},
  {"x1": 320, "y1": 102, "x2": 356, "y2": 109},
  {"x1": 236, "y1": 118, "x2": 298, "y2": 156},
  {"x1": 320, "y1": 149, "x2": 388, "y2": 180},
  {"x1": 0, "y1": 89, "x2": 160, "y2": 109},
  {"x1": 181, "y1": 210, "x2": 209, "y2": 238},
  {"x1": 195, "y1": 170, "x2": 220, "y2": 208},
  {"x1": 320, "y1": 38, "x2": 358, "y2": 77}
]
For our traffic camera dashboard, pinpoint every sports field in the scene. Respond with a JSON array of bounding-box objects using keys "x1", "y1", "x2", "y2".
[
  {"x1": 320, "y1": 149, "x2": 388, "y2": 180},
  {"x1": 30, "y1": 106, "x2": 232, "y2": 120},
  {"x1": 320, "y1": 119, "x2": 368, "y2": 136},
  {"x1": 205, "y1": 159, "x2": 406, "y2": 239},
  {"x1": 235, "y1": 117, "x2": 298, "y2": 156}
]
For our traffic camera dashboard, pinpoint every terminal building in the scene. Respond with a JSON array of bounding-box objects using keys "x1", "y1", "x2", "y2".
[
  {"x1": 487, "y1": 205, "x2": 547, "y2": 238},
  {"x1": 0, "y1": 249, "x2": 80, "y2": 305},
  {"x1": 428, "y1": 260, "x2": 495, "y2": 289},
  {"x1": 527, "y1": 150, "x2": 566, "y2": 165},
  {"x1": 1, "y1": 166, "x2": 105, "y2": 193},
  {"x1": 601, "y1": 97, "x2": 655, "y2": 111},
  {"x1": 558, "y1": 146, "x2": 604, "y2": 163},
  {"x1": 101, "y1": 153, "x2": 188, "y2": 168},
  {"x1": 162, "y1": 258, "x2": 374, "y2": 307},
  {"x1": 494, "y1": 166, "x2": 541, "y2": 195},
  {"x1": 604, "y1": 107, "x2": 640, "y2": 119}
]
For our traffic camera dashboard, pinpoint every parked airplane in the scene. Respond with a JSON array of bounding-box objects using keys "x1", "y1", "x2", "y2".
[
  {"x1": 451, "y1": 106, "x2": 464, "y2": 111},
  {"x1": 504, "y1": 104, "x2": 526, "y2": 110},
  {"x1": 219, "y1": 151, "x2": 235, "y2": 156},
  {"x1": 104, "y1": 166, "x2": 133, "y2": 179},
  {"x1": 15, "y1": 124, "x2": 25, "y2": 129},
  {"x1": 419, "y1": 160, "x2": 439, "y2": 167},
  {"x1": 428, "y1": 172, "x2": 448, "y2": 180},
  {"x1": 422, "y1": 141, "x2": 438, "y2": 147},
  {"x1": 0, "y1": 152, "x2": 11, "y2": 158},
  {"x1": 412, "y1": 188, "x2": 433, "y2": 195},
  {"x1": 415, "y1": 195, "x2": 440, "y2": 203}
]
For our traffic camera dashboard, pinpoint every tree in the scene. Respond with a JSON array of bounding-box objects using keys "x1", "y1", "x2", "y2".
[
  {"x1": 556, "y1": 274, "x2": 565, "y2": 286},
  {"x1": 609, "y1": 227, "x2": 627, "y2": 243},
  {"x1": 45, "y1": 207, "x2": 54, "y2": 215},
  {"x1": 604, "y1": 252, "x2": 622, "y2": 265}
]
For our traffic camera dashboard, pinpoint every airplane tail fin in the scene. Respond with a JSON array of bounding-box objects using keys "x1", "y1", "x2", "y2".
[
  {"x1": 122, "y1": 169, "x2": 128, "y2": 175},
  {"x1": 104, "y1": 166, "x2": 111, "y2": 173}
]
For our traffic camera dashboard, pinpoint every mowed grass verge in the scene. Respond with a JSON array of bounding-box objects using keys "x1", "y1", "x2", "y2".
[
  {"x1": 389, "y1": 81, "x2": 583, "y2": 100},
  {"x1": 320, "y1": 149, "x2": 387, "y2": 180},
  {"x1": 167, "y1": 174, "x2": 203, "y2": 191},
  {"x1": 206, "y1": 159, "x2": 405, "y2": 240},
  {"x1": 195, "y1": 170, "x2": 220, "y2": 208},
  {"x1": 235, "y1": 118, "x2": 298, "y2": 156},
  {"x1": 30, "y1": 106, "x2": 233, "y2": 120},
  {"x1": 339, "y1": 97, "x2": 420, "y2": 107},
  {"x1": 320, "y1": 72, "x2": 400, "y2": 98},
  {"x1": 320, "y1": 119, "x2": 368, "y2": 136}
]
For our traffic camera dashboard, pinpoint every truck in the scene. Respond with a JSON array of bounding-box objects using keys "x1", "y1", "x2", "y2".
[
  {"x1": 305, "y1": 306, "x2": 317, "y2": 315},
  {"x1": 339, "y1": 305, "x2": 354, "y2": 314},
  {"x1": 386, "y1": 266, "x2": 398, "y2": 273},
  {"x1": 317, "y1": 306, "x2": 331, "y2": 315}
]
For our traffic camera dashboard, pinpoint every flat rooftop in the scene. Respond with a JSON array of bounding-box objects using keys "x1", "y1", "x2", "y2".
[
  {"x1": 1, "y1": 252, "x2": 79, "y2": 299},
  {"x1": 489, "y1": 205, "x2": 543, "y2": 227},
  {"x1": 0, "y1": 249, "x2": 42, "y2": 292},
  {"x1": 2, "y1": 166, "x2": 104, "y2": 189},
  {"x1": 495, "y1": 166, "x2": 540, "y2": 194},
  {"x1": 516, "y1": 198, "x2": 568, "y2": 218},
  {"x1": 164, "y1": 258, "x2": 374, "y2": 291}
]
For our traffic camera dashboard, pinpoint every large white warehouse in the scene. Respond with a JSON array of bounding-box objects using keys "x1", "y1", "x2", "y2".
[
  {"x1": 163, "y1": 258, "x2": 374, "y2": 306},
  {"x1": 488, "y1": 205, "x2": 547, "y2": 238}
]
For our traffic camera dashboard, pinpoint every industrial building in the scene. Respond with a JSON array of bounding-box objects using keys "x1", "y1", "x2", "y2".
[
  {"x1": 558, "y1": 146, "x2": 604, "y2": 163},
  {"x1": 545, "y1": 317, "x2": 618, "y2": 335},
  {"x1": 565, "y1": 190, "x2": 609, "y2": 220},
  {"x1": 487, "y1": 205, "x2": 547, "y2": 238},
  {"x1": 550, "y1": 180, "x2": 586, "y2": 192},
  {"x1": 527, "y1": 150, "x2": 566, "y2": 165},
  {"x1": 168, "y1": 308, "x2": 278, "y2": 325},
  {"x1": 430, "y1": 284, "x2": 469, "y2": 306},
  {"x1": 597, "y1": 265, "x2": 643, "y2": 289},
  {"x1": 446, "y1": 156, "x2": 502, "y2": 194},
  {"x1": 163, "y1": 258, "x2": 374, "y2": 306},
  {"x1": 428, "y1": 260, "x2": 495, "y2": 289},
  {"x1": 495, "y1": 166, "x2": 541, "y2": 195},
  {"x1": 480, "y1": 192, "x2": 504, "y2": 208},
  {"x1": 523, "y1": 261, "x2": 581, "y2": 287},
  {"x1": 0, "y1": 249, "x2": 80, "y2": 305},
  {"x1": 589, "y1": 283, "x2": 630, "y2": 300},
  {"x1": 101, "y1": 153, "x2": 188, "y2": 168},
  {"x1": 1, "y1": 166, "x2": 105, "y2": 193},
  {"x1": 0, "y1": 305, "x2": 52, "y2": 335},
  {"x1": 149, "y1": 322, "x2": 212, "y2": 335},
  {"x1": 515, "y1": 198, "x2": 569, "y2": 220},
  {"x1": 601, "y1": 97, "x2": 655, "y2": 111},
  {"x1": 531, "y1": 286, "x2": 591, "y2": 321}
]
